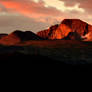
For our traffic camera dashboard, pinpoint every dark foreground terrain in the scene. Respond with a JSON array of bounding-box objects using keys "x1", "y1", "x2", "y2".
[
  {"x1": 1, "y1": 52, "x2": 92, "y2": 72},
  {"x1": 1, "y1": 40, "x2": 92, "y2": 71}
]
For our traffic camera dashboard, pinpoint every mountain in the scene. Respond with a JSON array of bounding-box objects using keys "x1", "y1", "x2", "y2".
[
  {"x1": 0, "y1": 30, "x2": 43, "y2": 45},
  {"x1": 0, "y1": 19, "x2": 92, "y2": 46},
  {"x1": 37, "y1": 24, "x2": 59, "y2": 39},
  {"x1": 37, "y1": 19, "x2": 92, "y2": 40}
]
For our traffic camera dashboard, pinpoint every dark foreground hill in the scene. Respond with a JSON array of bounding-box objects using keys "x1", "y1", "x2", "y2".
[
  {"x1": 0, "y1": 30, "x2": 43, "y2": 45},
  {"x1": 0, "y1": 40, "x2": 92, "y2": 65},
  {"x1": 1, "y1": 51, "x2": 92, "y2": 72},
  {"x1": 0, "y1": 38, "x2": 92, "y2": 71}
]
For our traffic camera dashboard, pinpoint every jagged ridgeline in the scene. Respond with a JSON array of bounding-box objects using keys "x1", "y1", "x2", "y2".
[{"x1": 0, "y1": 19, "x2": 92, "y2": 45}]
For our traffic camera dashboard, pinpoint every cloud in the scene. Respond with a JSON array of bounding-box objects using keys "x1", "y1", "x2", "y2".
[
  {"x1": 0, "y1": 0, "x2": 63, "y2": 22},
  {"x1": 33, "y1": 0, "x2": 85, "y2": 13},
  {"x1": 0, "y1": 15, "x2": 51, "y2": 33},
  {"x1": 0, "y1": 0, "x2": 92, "y2": 33}
]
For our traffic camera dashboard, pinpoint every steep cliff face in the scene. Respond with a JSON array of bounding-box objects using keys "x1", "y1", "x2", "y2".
[
  {"x1": 37, "y1": 29, "x2": 50, "y2": 39},
  {"x1": 37, "y1": 24, "x2": 59, "y2": 39},
  {"x1": 61, "y1": 19, "x2": 89, "y2": 35},
  {"x1": 49, "y1": 24, "x2": 71, "y2": 39},
  {"x1": 37, "y1": 19, "x2": 92, "y2": 40}
]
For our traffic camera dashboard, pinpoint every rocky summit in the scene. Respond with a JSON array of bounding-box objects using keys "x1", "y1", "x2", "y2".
[{"x1": 37, "y1": 19, "x2": 92, "y2": 40}]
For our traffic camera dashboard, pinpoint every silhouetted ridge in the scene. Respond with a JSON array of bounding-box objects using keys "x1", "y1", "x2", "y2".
[
  {"x1": 61, "y1": 19, "x2": 74, "y2": 28},
  {"x1": 12, "y1": 30, "x2": 43, "y2": 41},
  {"x1": 61, "y1": 19, "x2": 83, "y2": 26},
  {"x1": 0, "y1": 30, "x2": 43, "y2": 45}
]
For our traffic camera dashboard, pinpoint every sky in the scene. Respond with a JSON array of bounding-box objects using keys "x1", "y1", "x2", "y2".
[{"x1": 0, "y1": 0, "x2": 92, "y2": 33}]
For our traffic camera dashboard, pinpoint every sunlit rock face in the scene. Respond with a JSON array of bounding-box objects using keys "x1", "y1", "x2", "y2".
[
  {"x1": 37, "y1": 19, "x2": 91, "y2": 40},
  {"x1": 0, "y1": 30, "x2": 43, "y2": 45},
  {"x1": 61, "y1": 19, "x2": 88, "y2": 36},
  {"x1": 37, "y1": 29, "x2": 51, "y2": 39},
  {"x1": 49, "y1": 23, "x2": 71, "y2": 39},
  {"x1": 37, "y1": 24, "x2": 59, "y2": 39}
]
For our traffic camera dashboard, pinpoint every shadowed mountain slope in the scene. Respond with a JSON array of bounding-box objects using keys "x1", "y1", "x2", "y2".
[{"x1": 0, "y1": 30, "x2": 43, "y2": 45}]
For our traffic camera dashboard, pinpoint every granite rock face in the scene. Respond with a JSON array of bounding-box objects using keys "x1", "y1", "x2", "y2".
[
  {"x1": 37, "y1": 24, "x2": 59, "y2": 39},
  {"x1": 37, "y1": 19, "x2": 92, "y2": 40}
]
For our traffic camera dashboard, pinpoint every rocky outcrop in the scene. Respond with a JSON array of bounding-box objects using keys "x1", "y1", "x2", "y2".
[
  {"x1": 37, "y1": 19, "x2": 92, "y2": 40},
  {"x1": 0, "y1": 30, "x2": 43, "y2": 45},
  {"x1": 37, "y1": 24, "x2": 59, "y2": 39},
  {"x1": 63, "y1": 32, "x2": 81, "y2": 40}
]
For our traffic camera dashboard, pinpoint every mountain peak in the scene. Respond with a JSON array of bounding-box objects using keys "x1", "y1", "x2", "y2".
[
  {"x1": 62, "y1": 19, "x2": 82, "y2": 22},
  {"x1": 37, "y1": 19, "x2": 92, "y2": 40},
  {"x1": 61, "y1": 19, "x2": 87, "y2": 26}
]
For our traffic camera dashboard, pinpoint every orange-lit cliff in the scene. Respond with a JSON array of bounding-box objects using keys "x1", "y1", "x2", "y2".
[{"x1": 37, "y1": 19, "x2": 92, "y2": 40}]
